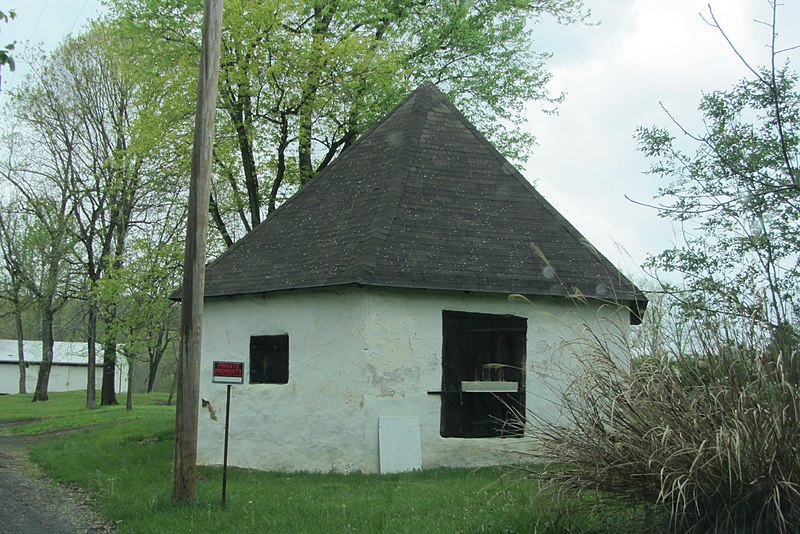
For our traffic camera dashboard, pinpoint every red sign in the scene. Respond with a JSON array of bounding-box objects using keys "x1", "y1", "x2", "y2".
[{"x1": 212, "y1": 361, "x2": 245, "y2": 384}]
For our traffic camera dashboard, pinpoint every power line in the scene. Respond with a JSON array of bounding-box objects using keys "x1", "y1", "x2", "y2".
[
  {"x1": 69, "y1": 0, "x2": 91, "y2": 35},
  {"x1": 24, "y1": 0, "x2": 49, "y2": 53}
]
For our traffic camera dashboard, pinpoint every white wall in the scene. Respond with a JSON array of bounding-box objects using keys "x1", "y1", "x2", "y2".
[
  {"x1": 0, "y1": 339, "x2": 129, "y2": 395},
  {"x1": 0, "y1": 363, "x2": 102, "y2": 393},
  {"x1": 197, "y1": 286, "x2": 629, "y2": 473},
  {"x1": 0, "y1": 362, "x2": 129, "y2": 394}
]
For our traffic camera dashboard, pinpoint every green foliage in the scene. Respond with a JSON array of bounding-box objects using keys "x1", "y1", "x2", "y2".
[
  {"x1": 3, "y1": 0, "x2": 590, "y2": 399},
  {"x1": 94, "y1": 240, "x2": 181, "y2": 359},
  {"x1": 0, "y1": 9, "x2": 15, "y2": 73},
  {"x1": 0, "y1": 204, "x2": 34, "y2": 320},
  {"x1": 105, "y1": 0, "x2": 589, "y2": 244},
  {"x1": 1, "y1": 24, "x2": 189, "y2": 400}
]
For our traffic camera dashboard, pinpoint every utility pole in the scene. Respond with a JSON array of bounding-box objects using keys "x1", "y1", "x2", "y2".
[{"x1": 173, "y1": 0, "x2": 223, "y2": 503}]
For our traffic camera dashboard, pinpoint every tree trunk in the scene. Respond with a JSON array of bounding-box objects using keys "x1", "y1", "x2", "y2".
[
  {"x1": 298, "y1": 3, "x2": 336, "y2": 185},
  {"x1": 268, "y1": 114, "x2": 289, "y2": 214},
  {"x1": 101, "y1": 341, "x2": 118, "y2": 405},
  {"x1": 147, "y1": 342, "x2": 165, "y2": 393},
  {"x1": 230, "y1": 94, "x2": 261, "y2": 228},
  {"x1": 101, "y1": 201, "x2": 128, "y2": 406},
  {"x1": 86, "y1": 303, "x2": 97, "y2": 408},
  {"x1": 168, "y1": 364, "x2": 177, "y2": 406},
  {"x1": 126, "y1": 355, "x2": 133, "y2": 411},
  {"x1": 15, "y1": 309, "x2": 26, "y2": 395},
  {"x1": 298, "y1": 107, "x2": 314, "y2": 184},
  {"x1": 32, "y1": 305, "x2": 55, "y2": 402},
  {"x1": 214, "y1": 154, "x2": 251, "y2": 234},
  {"x1": 209, "y1": 191, "x2": 234, "y2": 247},
  {"x1": 147, "y1": 356, "x2": 159, "y2": 393}
]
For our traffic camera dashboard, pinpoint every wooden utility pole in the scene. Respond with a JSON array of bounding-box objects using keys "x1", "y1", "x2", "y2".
[{"x1": 172, "y1": 0, "x2": 224, "y2": 503}]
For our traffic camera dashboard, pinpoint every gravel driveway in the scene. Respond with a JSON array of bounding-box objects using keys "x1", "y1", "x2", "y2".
[{"x1": 0, "y1": 422, "x2": 114, "y2": 534}]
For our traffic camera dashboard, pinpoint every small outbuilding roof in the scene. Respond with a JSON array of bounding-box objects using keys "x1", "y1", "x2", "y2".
[
  {"x1": 202, "y1": 84, "x2": 646, "y2": 321},
  {"x1": 0, "y1": 340, "x2": 101, "y2": 366}
]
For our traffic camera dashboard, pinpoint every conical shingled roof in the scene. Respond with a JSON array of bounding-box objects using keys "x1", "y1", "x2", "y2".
[{"x1": 203, "y1": 84, "x2": 647, "y2": 321}]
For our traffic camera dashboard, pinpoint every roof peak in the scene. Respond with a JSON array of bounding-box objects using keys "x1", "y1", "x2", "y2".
[{"x1": 201, "y1": 85, "x2": 646, "y2": 321}]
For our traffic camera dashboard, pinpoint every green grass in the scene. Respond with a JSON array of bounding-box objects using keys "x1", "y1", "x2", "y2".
[
  {"x1": 0, "y1": 390, "x2": 170, "y2": 434},
  {"x1": 0, "y1": 391, "x2": 647, "y2": 533}
]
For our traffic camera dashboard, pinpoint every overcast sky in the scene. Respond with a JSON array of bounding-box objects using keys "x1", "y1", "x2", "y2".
[
  {"x1": 2, "y1": 0, "x2": 798, "y2": 283},
  {"x1": 525, "y1": 0, "x2": 800, "y2": 282}
]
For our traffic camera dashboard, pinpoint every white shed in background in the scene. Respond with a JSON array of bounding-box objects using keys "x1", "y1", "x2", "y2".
[{"x1": 0, "y1": 339, "x2": 128, "y2": 394}]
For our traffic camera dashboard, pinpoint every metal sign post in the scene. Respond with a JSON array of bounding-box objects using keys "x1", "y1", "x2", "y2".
[
  {"x1": 222, "y1": 383, "x2": 232, "y2": 508},
  {"x1": 212, "y1": 361, "x2": 245, "y2": 509}
]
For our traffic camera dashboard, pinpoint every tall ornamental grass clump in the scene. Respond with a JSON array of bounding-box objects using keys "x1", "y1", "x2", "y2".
[{"x1": 527, "y1": 317, "x2": 800, "y2": 533}]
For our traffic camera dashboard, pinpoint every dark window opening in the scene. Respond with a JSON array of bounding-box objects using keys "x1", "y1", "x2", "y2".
[
  {"x1": 249, "y1": 334, "x2": 289, "y2": 384},
  {"x1": 440, "y1": 311, "x2": 526, "y2": 438}
]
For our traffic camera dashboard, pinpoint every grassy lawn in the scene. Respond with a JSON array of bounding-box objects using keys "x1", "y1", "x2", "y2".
[
  {"x1": 0, "y1": 391, "x2": 641, "y2": 533},
  {"x1": 0, "y1": 390, "x2": 171, "y2": 433}
]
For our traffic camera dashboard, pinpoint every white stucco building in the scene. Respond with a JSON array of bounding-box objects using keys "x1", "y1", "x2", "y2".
[{"x1": 195, "y1": 85, "x2": 646, "y2": 473}]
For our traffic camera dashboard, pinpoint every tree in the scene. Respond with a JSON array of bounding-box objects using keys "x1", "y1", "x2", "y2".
[
  {"x1": 7, "y1": 36, "x2": 122, "y2": 405},
  {"x1": 637, "y1": 2, "x2": 799, "y2": 349},
  {"x1": 3, "y1": 60, "x2": 84, "y2": 400},
  {"x1": 107, "y1": 0, "x2": 588, "y2": 246},
  {"x1": 58, "y1": 28, "x2": 149, "y2": 407},
  {"x1": 0, "y1": 203, "x2": 34, "y2": 394},
  {"x1": 0, "y1": 9, "x2": 15, "y2": 81},
  {"x1": 8, "y1": 25, "x2": 191, "y2": 406},
  {"x1": 1, "y1": 169, "x2": 76, "y2": 402},
  {"x1": 95, "y1": 237, "x2": 182, "y2": 395}
]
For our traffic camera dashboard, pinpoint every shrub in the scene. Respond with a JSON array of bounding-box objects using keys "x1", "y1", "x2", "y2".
[{"x1": 523, "y1": 315, "x2": 800, "y2": 533}]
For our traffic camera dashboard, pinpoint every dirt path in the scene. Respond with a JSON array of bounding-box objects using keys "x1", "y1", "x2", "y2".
[{"x1": 0, "y1": 422, "x2": 114, "y2": 534}]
